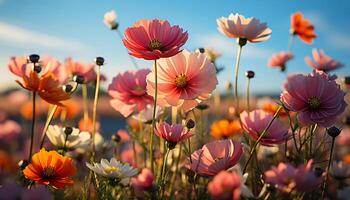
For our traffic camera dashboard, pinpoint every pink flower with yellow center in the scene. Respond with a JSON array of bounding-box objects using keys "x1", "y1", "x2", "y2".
[
  {"x1": 305, "y1": 49, "x2": 343, "y2": 72},
  {"x1": 146, "y1": 50, "x2": 218, "y2": 111},
  {"x1": 123, "y1": 19, "x2": 188, "y2": 60},
  {"x1": 108, "y1": 69, "x2": 154, "y2": 117}
]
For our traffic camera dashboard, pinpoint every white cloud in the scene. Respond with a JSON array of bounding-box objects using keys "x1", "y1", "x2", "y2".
[
  {"x1": 0, "y1": 21, "x2": 92, "y2": 53},
  {"x1": 194, "y1": 34, "x2": 274, "y2": 59}
]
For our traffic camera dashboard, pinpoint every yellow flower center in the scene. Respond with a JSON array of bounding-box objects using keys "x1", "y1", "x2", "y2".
[
  {"x1": 104, "y1": 166, "x2": 120, "y2": 174},
  {"x1": 149, "y1": 39, "x2": 162, "y2": 50},
  {"x1": 134, "y1": 85, "x2": 144, "y2": 91},
  {"x1": 175, "y1": 74, "x2": 187, "y2": 88},
  {"x1": 42, "y1": 167, "x2": 55, "y2": 179},
  {"x1": 308, "y1": 96, "x2": 321, "y2": 109}
]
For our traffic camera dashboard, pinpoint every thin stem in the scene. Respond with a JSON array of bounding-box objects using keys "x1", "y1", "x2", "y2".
[
  {"x1": 39, "y1": 105, "x2": 58, "y2": 148},
  {"x1": 188, "y1": 138, "x2": 192, "y2": 163},
  {"x1": 169, "y1": 145, "x2": 182, "y2": 196},
  {"x1": 82, "y1": 83, "x2": 89, "y2": 126},
  {"x1": 116, "y1": 29, "x2": 139, "y2": 69},
  {"x1": 246, "y1": 77, "x2": 251, "y2": 113},
  {"x1": 28, "y1": 91, "x2": 36, "y2": 161},
  {"x1": 91, "y1": 65, "x2": 101, "y2": 160},
  {"x1": 234, "y1": 45, "x2": 243, "y2": 116},
  {"x1": 243, "y1": 106, "x2": 282, "y2": 173},
  {"x1": 287, "y1": 33, "x2": 294, "y2": 52},
  {"x1": 150, "y1": 59, "x2": 158, "y2": 173},
  {"x1": 287, "y1": 110, "x2": 299, "y2": 152},
  {"x1": 132, "y1": 141, "x2": 137, "y2": 167},
  {"x1": 321, "y1": 136, "x2": 335, "y2": 199},
  {"x1": 160, "y1": 148, "x2": 170, "y2": 195}
]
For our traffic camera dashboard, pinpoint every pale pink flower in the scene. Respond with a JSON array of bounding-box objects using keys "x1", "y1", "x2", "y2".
[
  {"x1": 187, "y1": 140, "x2": 243, "y2": 176},
  {"x1": 8, "y1": 56, "x2": 28, "y2": 77},
  {"x1": 154, "y1": 122, "x2": 193, "y2": 149},
  {"x1": 217, "y1": 13, "x2": 272, "y2": 43},
  {"x1": 208, "y1": 171, "x2": 241, "y2": 200},
  {"x1": 281, "y1": 70, "x2": 347, "y2": 127},
  {"x1": 0, "y1": 119, "x2": 21, "y2": 143},
  {"x1": 64, "y1": 58, "x2": 96, "y2": 82},
  {"x1": 108, "y1": 69, "x2": 154, "y2": 117},
  {"x1": 114, "y1": 130, "x2": 131, "y2": 143},
  {"x1": 337, "y1": 127, "x2": 350, "y2": 146},
  {"x1": 264, "y1": 160, "x2": 322, "y2": 192},
  {"x1": 40, "y1": 55, "x2": 67, "y2": 83},
  {"x1": 268, "y1": 52, "x2": 294, "y2": 71},
  {"x1": 123, "y1": 19, "x2": 188, "y2": 60},
  {"x1": 131, "y1": 168, "x2": 154, "y2": 192},
  {"x1": 240, "y1": 109, "x2": 289, "y2": 146},
  {"x1": 305, "y1": 49, "x2": 343, "y2": 72},
  {"x1": 146, "y1": 50, "x2": 218, "y2": 111}
]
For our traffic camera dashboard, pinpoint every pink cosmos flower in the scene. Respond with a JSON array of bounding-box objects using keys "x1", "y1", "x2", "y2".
[
  {"x1": 0, "y1": 119, "x2": 21, "y2": 143},
  {"x1": 154, "y1": 122, "x2": 193, "y2": 149},
  {"x1": 123, "y1": 19, "x2": 188, "y2": 60},
  {"x1": 264, "y1": 160, "x2": 322, "y2": 193},
  {"x1": 8, "y1": 55, "x2": 65, "y2": 82},
  {"x1": 305, "y1": 49, "x2": 343, "y2": 72},
  {"x1": 268, "y1": 52, "x2": 294, "y2": 71},
  {"x1": 64, "y1": 58, "x2": 96, "y2": 82},
  {"x1": 208, "y1": 171, "x2": 241, "y2": 200},
  {"x1": 108, "y1": 69, "x2": 154, "y2": 117},
  {"x1": 131, "y1": 168, "x2": 154, "y2": 192},
  {"x1": 217, "y1": 13, "x2": 272, "y2": 43},
  {"x1": 187, "y1": 140, "x2": 243, "y2": 176},
  {"x1": 281, "y1": 70, "x2": 347, "y2": 127},
  {"x1": 240, "y1": 109, "x2": 289, "y2": 146},
  {"x1": 146, "y1": 50, "x2": 218, "y2": 111}
]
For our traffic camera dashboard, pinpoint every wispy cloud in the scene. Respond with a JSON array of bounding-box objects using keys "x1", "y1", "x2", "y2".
[
  {"x1": 0, "y1": 22, "x2": 93, "y2": 53},
  {"x1": 305, "y1": 11, "x2": 350, "y2": 51},
  {"x1": 194, "y1": 34, "x2": 274, "y2": 59}
]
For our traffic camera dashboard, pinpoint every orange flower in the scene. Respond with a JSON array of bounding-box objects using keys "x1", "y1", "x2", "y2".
[
  {"x1": 343, "y1": 154, "x2": 350, "y2": 165},
  {"x1": 16, "y1": 71, "x2": 70, "y2": 106},
  {"x1": 23, "y1": 148, "x2": 76, "y2": 189},
  {"x1": 54, "y1": 99, "x2": 81, "y2": 119},
  {"x1": 262, "y1": 102, "x2": 289, "y2": 117},
  {"x1": 210, "y1": 119, "x2": 242, "y2": 139},
  {"x1": 290, "y1": 12, "x2": 316, "y2": 44}
]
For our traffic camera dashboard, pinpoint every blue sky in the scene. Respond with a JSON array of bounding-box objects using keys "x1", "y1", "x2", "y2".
[{"x1": 0, "y1": 0, "x2": 349, "y2": 94}]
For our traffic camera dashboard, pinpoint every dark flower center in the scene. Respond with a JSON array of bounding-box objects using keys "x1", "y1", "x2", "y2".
[
  {"x1": 134, "y1": 85, "x2": 144, "y2": 91},
  {"x1": 149, "y1": 39, "x2": 162, "y2": 50},
  {"x1": 175, "y1": 74, "x2": 187, "y2": 88},
  {"x1": 214, "y1": 157, "x2": 224, "y2": 162},
  {"x1": 42, "y1": 167, "x2": 56, "y2": 179},
  {"x1": 308, "y1": 96, "x2": 321, "y2": 109}
]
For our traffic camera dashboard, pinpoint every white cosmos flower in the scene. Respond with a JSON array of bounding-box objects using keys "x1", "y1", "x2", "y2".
[
  {"x1": 131, "y1": 104, "x2": 163, "y2": 123},
  {"x1": 86, "y1": 158, "x2": 138, "y2": 185},
  {"x1": 103, "y1": 10, "x2": 118, "y2": 29},
  {"x1": 46, "y1": 125, "x2": 91, "y2": 150}
]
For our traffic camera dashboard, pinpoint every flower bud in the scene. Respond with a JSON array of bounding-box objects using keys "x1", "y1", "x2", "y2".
[
  {"x1": 73, "y1": 75, "x2": 85, "y2": 84},
  {"x1": 196, "y1": 104, "x2": 209, "y2": 110},
  {"x1": 62, "y1": 84, "x2": 73, "y2": 93},
  {"x1": 327, "y1": 126, "x2": 342, "y2": 138},
  {"x1": 111, "y1": 134, "x2": 121, "y2": 143},
  {"x1": 32, "y1": 63, "x2": 42, "y2": 73},
  {"x1": 186, "y1": 119, "x2": 195, "y2": 129},
  {"x1": 166, "y1": 141, "x2": 177, "y2": 150},
  {"x1": 344, "y1": 76, "x2": 350, "y2": 85},
  {"x1": 18, "y1": 160, "x2": 29, "y2": 170},
  {"x1": 27, "y1": 54, "x2": 40, "y2": 63},
  {"x1": 245, "y1": 70, "x2": 255, "y2": 79},
  {"x1": 95, "y1": 57, "x2": 105, "y2": 66},
  {"x1": 238, "y1": 38, "x2": 247, "y2": 47},
  {"x1": 64, "y1": 127, "x2": 73, "y2": 135},
  {"x1": 197, "y1": 47, "x2": 205, "y2": 53}
]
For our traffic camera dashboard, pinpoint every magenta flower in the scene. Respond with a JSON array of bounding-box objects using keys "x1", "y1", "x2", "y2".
[
  {"x1": 187, "y1": 140, "x2": 243, "y2": 176},
  {"x1": 64, "y1": 58, "x2": 97, "y2": 82},
  {"x1": 264, "y1": 160, "x2": 322, "y2": 193},
  {"x1": 305, "y1": 49, "x2": 343, "y2": 72},
  {"x1": 131, "y1": 168, "x2": 154, "y2": 192},
  {"x1": 240, "y1": 109, "x2": 289, "y2": 146},
  {"x1": 281, "y1": 70, "x2": 347, "y2": 127},
  {"x1": 208, "y1": 171, "x2": 241, "y2": 200},
  {"x1": 154, "y1": 122, "x2": 193, "y2": 149},
  {"x1": 108, "y1": 69, "x2": 154, "y2": 117},
  {"x1": 123, "y1": 19, "x2": 188, "y2": 60},
  {"x1": 268, "y1": 52, "x2": 294, "y2": 71},
  {"x1": 146, "y1": 50, "x2": 218, "y2": 111}
]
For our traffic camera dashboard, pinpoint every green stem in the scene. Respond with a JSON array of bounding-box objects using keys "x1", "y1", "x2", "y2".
[
  {"x1": 150, "y1": 59, "x2": 158, "y2": 173},
  {"x1": 39, "y1": 105, "x2": 58, "y2": 148},
  {"x1": 243, "y1": 106, "x2": 282, "y2": 173},
  {"x1": 234, "y1": 45, "x2": 243, "y2": 116},
  {"x1": 91, "y1": 65, "x2": 101, "y2": 159},
  {"x1": 246, "y1": 77, "x2": 251, "y2": 113},
  {"x1": 28, "y1": 91, "x2": 36, "y2": 161},
  {"x1": 321, "y1": 136, "x2": 335, "y2": 199},
  {"x1": 82, "y1": 83, "x2": 89, "y2": 126}
]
